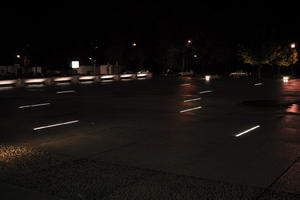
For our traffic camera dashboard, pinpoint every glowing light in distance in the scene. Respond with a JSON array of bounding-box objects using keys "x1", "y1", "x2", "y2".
[
  {"x1": 71, "y1": 61, "x2": 80, "y2": 69},
  {"x1": 54, "y1": 77, "x2": 73, "y2": 82},
  {"x1": 180, "y1": 106, "x2": 202, "y2": 113},
  {"x1": 24, "y1": 78, "x2": 47, "y2": 84},
  {"x1": 19, "y1": 103, "x2": 50, "y2": 109},
  {"x1": 235, "y1": 125, "x2": 260, "y2": 137},
  {"x1": 283, "y1": 76, "x2": 289, "y2": 83},
  {"x1": 120, "y1": 74, "x2": 134, "y2": 78},
  {"x1": 199, "y1": 90, "x2": 213, "y2": 94},
  {"x1": 0, "y1": 80, "x2": 17, "y2": 85},
  {"x1": 79, "y1": 76, "x2": 95, "y2": 80},
  {"x1": 33, "y1": 120, "x2": 79, "y2": 131},
  {"x1": 101, "y1": 75, "x2": 115, "y2": 79},
  {"x1": 137, "y1": 73, "x2": 148, "y2": 77},
  {"x1": 181, "y1": 83, "x2": 191, "y2": 86},
  {"x1": 184, "y1": 98, "x2": 201, "y2": 103},
  {"x1": 291, "y1": 43, "x2": 296, "y2": 49},
  {"x1": 56, "y1": 90, "x2": 76, "y2": 94},
  {"x1": 205, "y1": 75, "x2": 211, "y2": 81},
  {"x1": 254, "y1": 83, "x2": 263, "y2": 86}
]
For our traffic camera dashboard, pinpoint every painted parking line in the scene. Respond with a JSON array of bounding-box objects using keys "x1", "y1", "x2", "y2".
[
  {"x1": 235, "y1": 125, "x2": 261, "y2": 137},
  {"x1": 180, "y1": 106, "x2": 202, "y2": 113},
  {"x1": 56, "y1": 90, "x2": 76, "y2": 94},
  {"x1": 184, "y1": 98, "x2": 201, "y2": 103},
  {"x1": 254, "y1": 83, "x2": 263, "y2": 86},
  {"x1": 199, "y1": 90, "x2": 213, "y2": 94},
  {"x1": 18, "y1": 103, "x2": 51, "y2": 109},
  {"x1": 181, "y1": 83, "x2": 191, "y2": 86},
  {"x1": 33, "y1": 120, "x2": 79, "y2": 131}
]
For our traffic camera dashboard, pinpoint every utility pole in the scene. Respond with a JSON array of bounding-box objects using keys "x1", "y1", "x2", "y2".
[
  {"x1": 116, "y1": 61, "x2": 119, "y2": 74},
  {"x1": 93, "y1": 59, "x2": 96, "y2": 75},
  {"x1": 182, "y1": 49, "x2": 185, "y2": 73}
]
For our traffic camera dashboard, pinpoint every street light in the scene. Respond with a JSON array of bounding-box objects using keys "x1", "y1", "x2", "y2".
[
  {"x1": 291, "y1": 43, "x2": 296, "y2": 49},
  {"x1": 187, "y1": 40, "x2": 192, "y2": 45},
  {"x1": 132, "y1": 42, "x2": 137, "y2": 47},
  {"x1": 283, "y1": 76, "x2": 289, "y2": 83},
  {"x1": 205, "y1": 75, "x2": 211, "y2": 82},
  {"x1": 16, "y1": 54, "x2": 21, "y2": 59}
]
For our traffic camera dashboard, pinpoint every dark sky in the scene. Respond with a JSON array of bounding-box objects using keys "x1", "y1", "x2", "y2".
[{"x1": 0, "y1": 2, "x2": 299, "y2": 66}]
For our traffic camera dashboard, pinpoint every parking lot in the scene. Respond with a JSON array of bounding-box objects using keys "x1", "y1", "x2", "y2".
[{"x1": 0, "y1": 77, "x2": 300, "y2": 199}]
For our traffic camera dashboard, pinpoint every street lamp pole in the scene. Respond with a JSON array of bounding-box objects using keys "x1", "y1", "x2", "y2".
[
  {"x1": 16, "y1": 54, "x2": 22, "y2": 77},
  {"x1": 182, "y1": 40, "x2": 192, "y2": 73},
  {"x1": 93, "y1": 60, "x2": 96, "y2": 75},
  {"x1": 291, "y1": 43, "x2": 296, "y2": 76},
  {"x1": 89, "y1": 57, "x2": 96, "y2": 75}
]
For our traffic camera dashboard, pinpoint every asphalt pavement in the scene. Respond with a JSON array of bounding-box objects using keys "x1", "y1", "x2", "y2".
[{"x1": 0, "y1": 76, "x2": 300, "y2": 199}]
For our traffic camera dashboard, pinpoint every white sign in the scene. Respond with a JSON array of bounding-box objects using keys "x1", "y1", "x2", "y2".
[{"x1": 72, "y1": 61, "x2": 80, "y2": 69}]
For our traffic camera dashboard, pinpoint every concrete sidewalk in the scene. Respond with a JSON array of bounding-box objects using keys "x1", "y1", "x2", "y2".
[
  {"x1": 0, "y1": 182, "x2": 61, "y2": 200},
  {"x1": 1, "y1": 155, "x2": 299, "y2": 200}
]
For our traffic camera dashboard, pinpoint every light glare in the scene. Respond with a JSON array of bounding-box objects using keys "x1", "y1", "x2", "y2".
[
  {"x1": 205, "y1": 75, "x2": 211, "y2": 81},
  {"x1": 283, "y1": 76, "x2": 289, "y2": 83},
  {"x1": 72, "y1": 61, "x2": 80, "y2": 69},
  {"x1": 25, "y1": 78, "x2": 47, "y2": 84},
  {"x1": 79, "y1": 76, "x2": 95, "y2": 80},
  {"x1": 54, "y1": 77, "x2": 73, "y2": 82},
  {"x1": 0, "y1": 80, "x2": 17, "y2": 85},
  {"x1": 120, "y1": 74, "x2": 134, "y2": 78}
]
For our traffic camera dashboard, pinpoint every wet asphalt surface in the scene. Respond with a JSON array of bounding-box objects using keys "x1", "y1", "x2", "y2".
[{"x1": 0, "y1": 77, "x2": 300, "y2": 199}]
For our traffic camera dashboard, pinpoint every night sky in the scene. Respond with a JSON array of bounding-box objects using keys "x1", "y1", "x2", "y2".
[{"x1": 0, "y1": 2, "x2": 299, "y2": 69}]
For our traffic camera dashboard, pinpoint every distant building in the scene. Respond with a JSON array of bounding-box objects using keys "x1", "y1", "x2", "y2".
[
  {"x1": 100, "y1": 65, "x2": 113, "y2": 74},
  {"x1": 75, "y1": 65, "x2": 95, "y2": 75},
  {"x1": 0, "y1": 65, "x2": 18, "y2": 76},
  {"x1": 0, "y1": 64, "x2": 42, "y2": 77},
  {"x1": 74, "y1": 64, "x2": 124, "y2": 75}
]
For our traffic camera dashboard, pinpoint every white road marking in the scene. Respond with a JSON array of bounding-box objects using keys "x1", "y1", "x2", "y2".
[
  {"x1": 184, "y1": 98, "x2": 201, "y2": 103},
  {"x1": 254, "y1": 83, "x2": 263, "y2": 86},
  {"x1": 199, "y1": 90, "x2": 213, "y2": 94},
  {"x1": 19, "y1": 103, "x2": 51, "y2": 109},
  {"x1": 180, "y1": 106, "x2": 202, "y2": 113},
  {"x1": 181, "y1": 84, "x2": 191, "y2": 86},
  {"x1": 56, "y1": 90, "x2": 76, "y2": 94},
  {"x1": 235, "y1": 125, "x2": 261, "y2": 137},
  {"x1": 33, "y1": 120, "x2": 79, "y2": 131}
]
